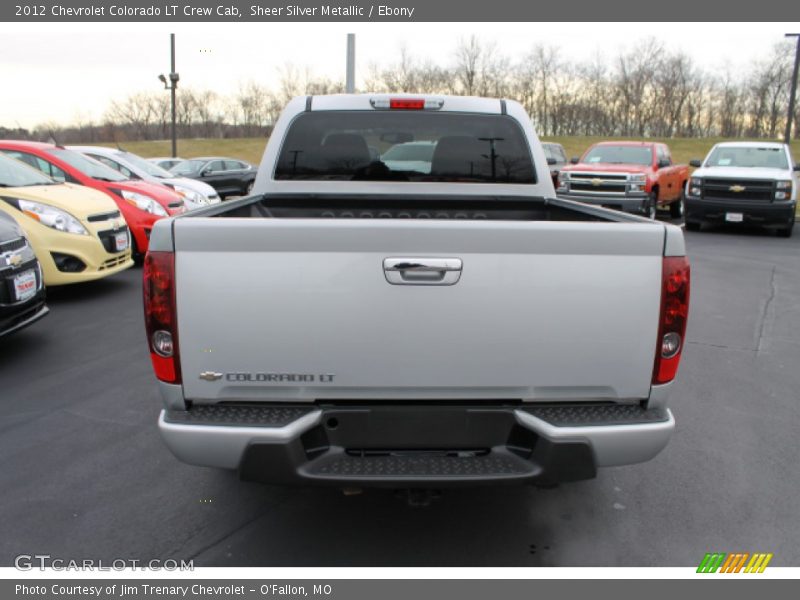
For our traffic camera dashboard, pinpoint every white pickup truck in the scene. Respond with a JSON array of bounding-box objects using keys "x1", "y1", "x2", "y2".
[
  {"x1": 685, "y1": 141, "x2": 798, "y2": 237},
  {"x1": 144, "y1": 94, "x2": 690, "y2": 488}
]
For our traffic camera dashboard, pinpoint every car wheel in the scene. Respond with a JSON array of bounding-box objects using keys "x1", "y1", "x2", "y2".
[
  {"x1": 645, "y1": 193, "x2": 657, "y2": 220},
  {"x1": 131, "y1": 236, "x2": 144, "y2": 266},
  {"x1": 245, "y1": 181, "x2": 254, "y2": 195},
  {"x1": 685, "y1": 221, "x2": 701, "y2": 232},
  {"x1": 777, "y1": 220, "x2": 794, "y2": 238},
  {"x1": 670, "y1": 192, "x2": 685, "y2": 219}
]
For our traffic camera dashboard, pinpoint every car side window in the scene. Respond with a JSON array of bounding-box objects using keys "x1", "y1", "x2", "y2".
[
  {"x1": 557, "y1": 147, "x2": 567, "y2": 162},
  {"x1": 93, "y1": 156, "x2": 133, "y2": 178},
  {"x1": 660, "y1": 146, "x2": 672, "y2": 166},
  {"x1": 207, "y1": 160, "x2": 225, "y2": 173},
  {"x1": 224, "y1": 160, "x2": 244, "y2": 171},
  {"x1": 2, "y1": 150, "x2": 69, "y2": 182}
]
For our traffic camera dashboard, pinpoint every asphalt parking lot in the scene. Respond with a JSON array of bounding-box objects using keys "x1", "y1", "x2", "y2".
[{"x1": 1, "y1": 223, "x2": 798, "y2": 567}]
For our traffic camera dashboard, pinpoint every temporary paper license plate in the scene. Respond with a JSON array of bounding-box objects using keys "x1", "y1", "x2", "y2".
[
  {"x1": 114, "y1": 231, "x2": 129, "y2": 251},
  {"x1": 14, "y1": 269, "x2": 36, "y2": 302},
  {"x1": 725, "y1": 212, "x2": 744, "y2": 223}
]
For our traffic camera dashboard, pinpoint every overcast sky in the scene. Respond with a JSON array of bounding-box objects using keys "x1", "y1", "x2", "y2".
[{"x1": 1, "y1": 21, "x2": 798, "y2": 129}]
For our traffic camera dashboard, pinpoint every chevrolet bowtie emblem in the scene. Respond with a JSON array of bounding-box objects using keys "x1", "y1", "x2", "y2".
[
  {"x1": 199, "y1": 371, "x2": 223, "y2": 381},
  {"x1": 729, "y1": 185, "x2": 746, "y2": 192},
  {"x1": 591, "y1": 178, "x2": 603, "y2": 186},
  {"x1": 8, "y1": 253, "x2": 22, "y2": 267}
]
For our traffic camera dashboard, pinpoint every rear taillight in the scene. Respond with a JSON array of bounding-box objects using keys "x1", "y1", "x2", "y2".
[
  {"x1": 652, "y1": 256, "x2": 690, "y2": 384},
  {"x1": 143, "y1": 251, "x2": 181, "y2": 384}
]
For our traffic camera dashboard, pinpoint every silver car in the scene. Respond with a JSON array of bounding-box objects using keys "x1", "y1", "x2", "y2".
[{"x1": 68, "y1": 147, "x2": 220, "y2": 210}]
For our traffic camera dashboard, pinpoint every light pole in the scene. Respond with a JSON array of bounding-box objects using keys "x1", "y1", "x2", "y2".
[
  {"x1": 784, "y1": 33, "x2": 800, "y2": 144},
  {"x1": 346, "y1": 33, "x2": 355, "y2": 93},
  {"x1": 158, "y1": 34, "x2": 180, "y2": 157}
]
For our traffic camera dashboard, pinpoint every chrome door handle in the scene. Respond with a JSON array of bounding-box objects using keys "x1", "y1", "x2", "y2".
[{"x1": 383, "y1": 257, "x2": 463, "y2": 286}]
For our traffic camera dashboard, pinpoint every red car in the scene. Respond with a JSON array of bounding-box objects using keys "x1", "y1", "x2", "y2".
[
  {"x1": 556, "y1": 141, "x2": 689, "y2": 219},
  {"x1": 0, "y1": 142, "x2": 186, "y2": 257}
]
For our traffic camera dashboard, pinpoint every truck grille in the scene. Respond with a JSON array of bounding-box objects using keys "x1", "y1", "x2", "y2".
[
  {"x1": 570, "y1": 173, "x2": 628, "y2": 181},
  {"x1": 570, "y1": 183, "x2": 627, "y2": 193},
  {"x1": 702, "y1": 178, "x2": 774, "y2": 202},
  {"x1": 567, "y1": 172, "x2": 629, "y2": 195}
]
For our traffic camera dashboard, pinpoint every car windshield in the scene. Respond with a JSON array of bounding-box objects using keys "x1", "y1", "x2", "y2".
[
  {"x1": 0, "y1": 154, "x2": 56, "y2": 187},
  {"x1": 121, "y1": 152, "x2": 174, "y2": 178},
  {"x1": 275, "y1": 111, "x2": 536, "y2": 183},
  {"x1": 583, "y1": 145, "x2": 652, "y2": 166},
  {"x1": 705, "y1": 146, "x2": 789, "y2": 169},
  {"x1": 542, "y1": 144, "x2": 560, "y2": 162},
  {"x1": 171, "y1": 160, "x2": 206, "y2": 175},
  {"x1": 49, "y1": 148, "x2": 128, "y2": 182}
]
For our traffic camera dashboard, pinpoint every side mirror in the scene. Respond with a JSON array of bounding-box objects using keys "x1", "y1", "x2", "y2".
[
  {"x1": 546, "y1": 157, "x2": 557, "y2": 166},
  {"x1": 201, "y1": 169, "x2": 212, "y2": 176},
  {"x1": 570, "y1": 157, "x2": 580, "y2": 164},
  {"x1": 689, "y1": 159, "x2": 702, "y2": 168},
  {"x1": 657, "y1": 159, "x2": 671, "y2": 169}
]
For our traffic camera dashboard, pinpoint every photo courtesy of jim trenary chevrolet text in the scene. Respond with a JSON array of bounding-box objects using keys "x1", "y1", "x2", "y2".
[{"x1": 1, "y1": 0, "x2": 799, "y2": 596}]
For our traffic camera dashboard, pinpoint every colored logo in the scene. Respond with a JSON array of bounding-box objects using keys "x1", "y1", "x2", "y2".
[
  {"x1": 697, "y1": 552, "x2": 773, "y2": 573},
  {"x1": 729, "y1": 185, "x2": 746, "y2": 192}
]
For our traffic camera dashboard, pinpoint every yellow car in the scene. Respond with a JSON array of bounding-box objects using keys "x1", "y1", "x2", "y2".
[{"x1": 0, "y1": 154, "x2": 133, "y2": 285}]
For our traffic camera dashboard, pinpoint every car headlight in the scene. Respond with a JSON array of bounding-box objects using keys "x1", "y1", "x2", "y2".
[
  {"x1": 4, "y1": 198, "x2": 88, "y2": 235},
  {"x1": 689, "y1": 177, "x2": 703, "y2": 197},
  {"x1": 558, "y1": 171, "x2": 569, "y2": 184},
  {"x1": 170, "y1": 184, "x2": 205, "y2": 205},
  {"x1": 629, "y1": 174, "x2": 646, "y2": 184},
  {"x1": 775, "y1": 181, "x2": 793, "y2": 200},
  {"x1": 116, "y1": 190, "x2": 168, "y2": 217}
]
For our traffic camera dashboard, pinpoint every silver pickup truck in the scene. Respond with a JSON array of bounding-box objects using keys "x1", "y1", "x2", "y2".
[{"x1": 144, "y1": 94, "x2": 690, "y2": 488}]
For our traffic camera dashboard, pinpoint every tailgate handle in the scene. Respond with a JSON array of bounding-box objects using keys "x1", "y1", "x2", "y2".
[{"x1": 383, "y1": 258, "x2": 462, "y2": 286}]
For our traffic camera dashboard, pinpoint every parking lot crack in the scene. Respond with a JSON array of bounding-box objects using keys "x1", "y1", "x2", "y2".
[
  {"x1": 177, "y1": 511, "x2": 284, "y2": 560},
  {"x1": 755, "y1": 266, "x2": 778, "y2": 354},
  {"x1": 686, "y1": 341, "x2": 754, "y2": 353}
]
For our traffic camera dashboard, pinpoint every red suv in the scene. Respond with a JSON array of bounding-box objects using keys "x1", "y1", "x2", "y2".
[{"x1": 0, "y1": 142, "x2": 186, "y2": 257}]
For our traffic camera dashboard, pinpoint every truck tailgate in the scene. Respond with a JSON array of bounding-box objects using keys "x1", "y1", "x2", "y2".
[{"x1": 174, "y1": 218, "x2": 665, "y2": 403}]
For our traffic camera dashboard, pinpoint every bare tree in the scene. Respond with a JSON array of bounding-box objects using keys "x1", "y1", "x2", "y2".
[
  {"x1": 453, "y1": 35, "x2": 483, "y2": 96},
  {"x1": 14, "y1": 36, "x2": 800, "y2": 145}
]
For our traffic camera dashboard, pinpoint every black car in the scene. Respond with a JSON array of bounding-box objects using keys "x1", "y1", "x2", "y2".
[
  {"x1": 542, "y1": 142, "x2": 568, "y2": 188},
  {"x1": 0, "y1": 212, "x2": 48, "y2": 337},
  {"x1": 170, "y1": 157, "x2": 256, "y2": 199}
]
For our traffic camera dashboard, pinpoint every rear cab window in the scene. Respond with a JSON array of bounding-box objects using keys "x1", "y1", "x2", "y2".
[{"x1": 274, "y1": 111, "x2": 537, "y2": 184}]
